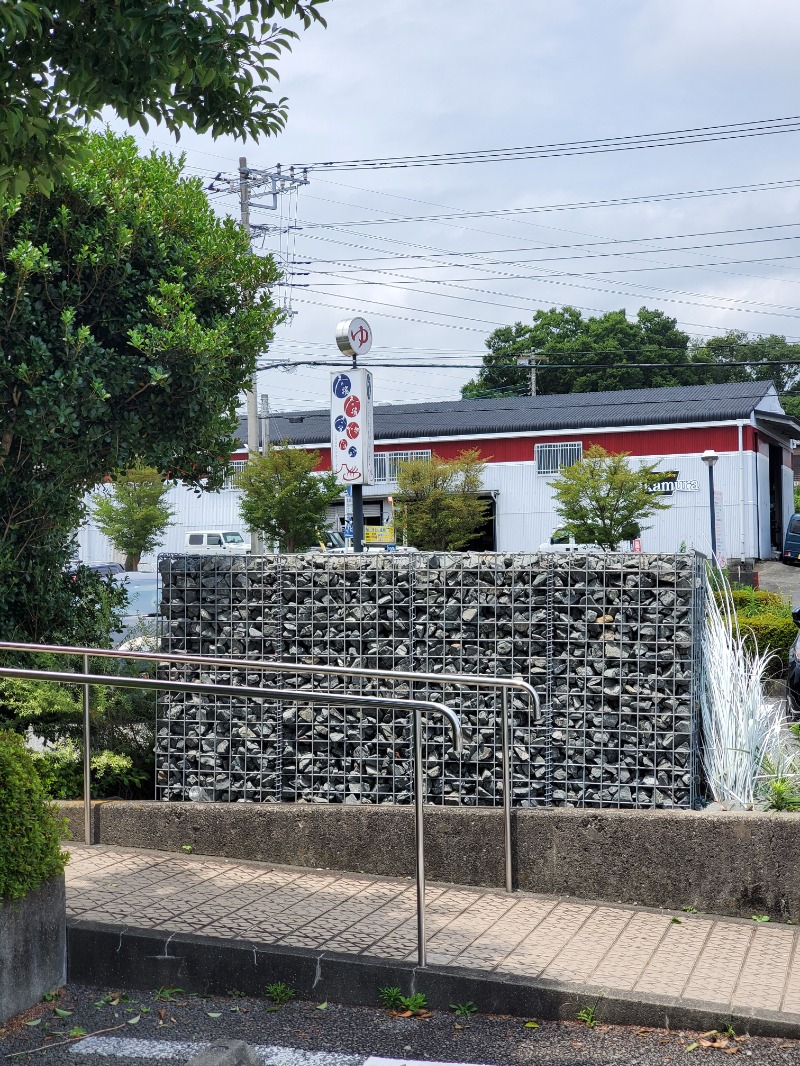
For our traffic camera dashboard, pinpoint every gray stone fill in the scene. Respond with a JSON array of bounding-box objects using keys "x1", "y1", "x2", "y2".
[{"x1": 155, "y1": 551, "x2": 703, "y2": 810}]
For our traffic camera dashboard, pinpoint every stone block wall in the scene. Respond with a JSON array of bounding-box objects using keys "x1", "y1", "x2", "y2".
[{"x1": 155, "y1": 551, "x2": 704, "y2": 809}]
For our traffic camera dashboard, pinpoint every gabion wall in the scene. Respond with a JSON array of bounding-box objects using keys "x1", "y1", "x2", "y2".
[{"x1": 155, "y1": 551, "x2": 704, "y2": 810}]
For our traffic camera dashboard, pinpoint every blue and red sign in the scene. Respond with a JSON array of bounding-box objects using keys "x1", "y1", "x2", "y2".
[{"x1": 329, "y1": 367, "x2": 373, "y2": 485}]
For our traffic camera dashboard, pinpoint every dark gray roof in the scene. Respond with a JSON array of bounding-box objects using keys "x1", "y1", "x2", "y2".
[{"x1": 236, "y1": 381, "x2": 781, "y2": 447}]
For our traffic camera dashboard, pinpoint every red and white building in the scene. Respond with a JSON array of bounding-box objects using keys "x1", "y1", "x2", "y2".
[{"x1": 79, "y1": 380, "x2": 800, "y2": 565}]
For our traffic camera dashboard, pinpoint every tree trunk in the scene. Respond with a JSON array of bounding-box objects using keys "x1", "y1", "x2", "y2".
[{"x1": 124, "y1": 553, "x2": 140, "y2": 571}]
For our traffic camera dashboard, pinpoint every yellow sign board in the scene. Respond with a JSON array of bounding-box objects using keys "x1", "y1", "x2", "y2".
[{"x1": 364, "y1": 525, "x2": 395, "y2": 545}]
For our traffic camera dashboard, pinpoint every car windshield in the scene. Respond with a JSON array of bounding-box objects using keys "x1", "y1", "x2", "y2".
[
  {"x1": 223, "y1": 532, "x2": 244, "y2": 544},
  {"x1": 122, "y1": 580, "x2": 157, "y2": 616},
  {"x1": 550, "y1": 530, "x2": 570, "y2": 545},
  {"x1": 789, "y1": 516, "x2": 800, "y2": 535},
  {"x1": 326, "y1": 530, "x2": 346, "y2": 549}
]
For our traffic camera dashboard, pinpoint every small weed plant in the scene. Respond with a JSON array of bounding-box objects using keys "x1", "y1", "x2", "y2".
[
  {"x1": 379, "y1": 987, "x2": 405, "y2": 1010},
  {"x1": 266, "y1": 982, "x2": 295, "y2": 1006},
  {"x1": 450, "y1": 1001, "x2": 477, "y2": 1018},
  {"x1": 378, "y1": 987, "x2": 429, "y2": 1016},
  {"x1": 576, "y1": 1003, "x2": 597, "y2": 1028},
  {"x1": 153, "y1": 987, "x2": 184, "y2": 1003}
]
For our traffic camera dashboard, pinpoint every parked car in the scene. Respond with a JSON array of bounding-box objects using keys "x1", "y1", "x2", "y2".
[
  {"x1": 68, "y1": 561, "x2": 125, "y2": 578},
  {"x1": 110, "y1": 572, "x2": 159, "y2": 648},
  {"x1": 538, "y1": 528, "x2": 606, "y2": 552},
  {"x1": 185, "y1": 530, "x2": 250, "y2": 555},
  {"x1": 787, "y1": 605, "x2": 800, "y2": 717},
  {"x1": 782, "y1": 514, "x2": 800, "y2": 564}
]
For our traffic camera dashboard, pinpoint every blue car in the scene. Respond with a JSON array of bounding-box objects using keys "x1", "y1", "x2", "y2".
[{"x1": 783, "y1": 514, "x2": 800, "y2": 564}]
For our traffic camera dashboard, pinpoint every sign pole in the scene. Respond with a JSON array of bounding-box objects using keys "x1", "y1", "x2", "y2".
[
  {"x1": 330, "y1": 317, "x2": 374, "y2": 555},
  {"x1": 352, "y1": 484, "x2": 364, "y2": 553}
]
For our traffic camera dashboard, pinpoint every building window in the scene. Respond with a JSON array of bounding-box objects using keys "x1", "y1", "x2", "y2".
[
  {"x1": 222, "y1": 459, "x2": 248, "y2": 490},
  {"x1": 373, "y1": 450, "x2": 432, "y2": 483},
  {"x1": 535, "y1": 441, "x2": 582, "y2": 476}
]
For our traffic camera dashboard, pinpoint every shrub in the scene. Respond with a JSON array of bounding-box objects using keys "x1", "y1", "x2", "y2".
[
  {"x1": 30, "y1": 741, "x2": 148, "y2": 800},
  {"x1": 738, "y1": 612, "x2": 797, "y2": 675},
  {"x1": 0, "y1": 731, "x2": 67, "y2": 900},
  {"x1": 0, "y1": 654, "x2": 156, "y2": 797},
  {"x1": 715, "y1": 588, "x2": 788, "y2": 617}
]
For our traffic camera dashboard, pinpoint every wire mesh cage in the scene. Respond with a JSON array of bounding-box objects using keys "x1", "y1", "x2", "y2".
[{"x1": 155, "y1": 550, "x2": 703, "y2": 809}]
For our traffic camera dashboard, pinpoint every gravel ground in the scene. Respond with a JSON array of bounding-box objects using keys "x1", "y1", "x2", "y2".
[{"x1": 1, "y1": 985, "x2": 799, "y2": 1066}]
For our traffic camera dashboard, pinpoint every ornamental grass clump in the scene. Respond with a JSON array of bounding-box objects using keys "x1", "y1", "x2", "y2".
[
  {"x1": 0, "y1": 731, "x2": 67, "y2": 900},
  {"x1": 701, "y1": 573, "x2": 782, "y2": 806}
]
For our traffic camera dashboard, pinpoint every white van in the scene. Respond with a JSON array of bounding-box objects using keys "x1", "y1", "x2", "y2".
[
  {"x1": 185, "y1": 531, "x2": 250, "y2": 555},
  {"x1": 538, "y1": 528, "x2": 606, "y2": 552}
]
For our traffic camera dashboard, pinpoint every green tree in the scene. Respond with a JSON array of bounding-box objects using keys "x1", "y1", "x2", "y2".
[
  {"x1": 0, "y1": 131, "x2": 281, "y2": 641},
  {"x1": 395, "y1": 450, "x2": 488, "y2": 551},
  {"x1": 462, "y1": 306, "x2": 699, "y2": 398},
  {"x1": 548, "y1": 445, "x2": 669, "y2": 551},
  {"x1": 689, "y1": 330, "x2": 800, "y2": 393},
  {"x1": 91, "y1": 464, "x2": 175, "y2": 571},
  {"x1": 0, "y1": 0, "x2": 328, "y2": 196},
  {"x1": 239, "y1": 447, "x2": 342, "y2": 552}
]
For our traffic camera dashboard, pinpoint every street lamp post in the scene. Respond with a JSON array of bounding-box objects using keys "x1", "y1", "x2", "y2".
[{"x1": 701, "y1": 449, "x2": 719, "y2": 560}]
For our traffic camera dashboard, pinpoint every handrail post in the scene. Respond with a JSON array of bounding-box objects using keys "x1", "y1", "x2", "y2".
[
  {"x1": 413, "y1": 707, "x2": 426, "y2": 968},
  {"x1": 501, "y1": 687, "x2": 512, "y2": 893},
  {"x1": 82, "y1": 653, "x2": 92, "y2": 845}
]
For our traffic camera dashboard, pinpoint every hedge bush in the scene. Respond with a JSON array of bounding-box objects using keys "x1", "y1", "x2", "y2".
[
  {"x1": 0, "y1": 731, "x2": 67, "y2": 901},
  {"x1": 738, "y1": 613, "x2": 798, "y2": 675},
  {"x1": 30, "y1": 742, "x2": 147, "y2": 800}
]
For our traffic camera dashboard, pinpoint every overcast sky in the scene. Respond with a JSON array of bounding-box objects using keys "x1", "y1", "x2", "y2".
[{"x1": 113, "y1": 0, "x2": 800, "y2": 412}]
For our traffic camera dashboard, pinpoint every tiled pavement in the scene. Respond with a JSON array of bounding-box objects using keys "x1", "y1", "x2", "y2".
[{"x1": 66, "y1": 844, "x2": 800, "y2": 1020}]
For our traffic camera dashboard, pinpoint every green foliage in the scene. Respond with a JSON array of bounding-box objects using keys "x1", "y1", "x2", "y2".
[
  {"x1": 395, "y1": 449, "x2": 489, "y2": 551},
  {"x1": 462, "y1": 308, "x2": 800, "y2": 399},
  {"x1": 0, "y1": 131, "x2": 281, "y2": 641},
  {"x1": 0, "y1": 654, "x2": 157, "y2": 795},
  {"x1": 450, "y1": 1001, "x2": 477, "y2": 1018},
  {"x1": 547, "y1": 445, "x2": 669, "y2": 551},
  {"x1": 795, "y1": 482, "x2": 800, "y2": 515},
  {"x1": 738, "y1": 613, "x2": 796, "y2": 671},
  {"x1": 715, "y1": 588, "x2": 788, "y2": 617},
  {"x1": 576, "y1": 1003, "x2": 597, "y2": 1028},
  {"x1": 30, "y1": 741, "x2": 148, "y2": 800},
  {"x1": 763, "y1": 778, "x2": 800, "y2": 812},
  {"x1": 462, "y1": 305, "x2": 696, "y2": 398},
  {"x1": 238, "y1": 446, "x2": 342, "y2": 552},
  {"x1": 0, "y1": 731, "x2": 67, "y2": 900},
  {"x1": 0, "y1": 1, "x2": 328, "y2": 196},
  {"x1": 91, "y1": 464, "x2": 175, "y2": 571},
  {"x1": 266, "y1": 982, "x2": 295, "y2": 1006},
  {"x1": 378, "y1": 987, "x2": 405, "y2": 1010}
]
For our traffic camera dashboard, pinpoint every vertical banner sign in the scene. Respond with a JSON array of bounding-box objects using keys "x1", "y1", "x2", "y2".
[
  {"x1": 714, "y1": 490, "x2": 727, "y2": 567},
  {"x1": 330, "y1": 368, "x2": 374, "y2": 485}
]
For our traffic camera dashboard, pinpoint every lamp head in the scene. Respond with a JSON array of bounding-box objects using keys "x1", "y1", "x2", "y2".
[{"x1": 701, "y1": 449, "x2": 719, "y2": 468}]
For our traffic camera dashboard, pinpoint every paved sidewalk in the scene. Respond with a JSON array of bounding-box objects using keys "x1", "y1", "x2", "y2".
[{"x1": 66, "y1": 844, "x2": 800, "y2": 1023}]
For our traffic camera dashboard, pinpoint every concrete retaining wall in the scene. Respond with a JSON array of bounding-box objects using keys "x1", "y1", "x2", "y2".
[
  {"x1": 0, "y1": 876, "x2": 66, "y2": 1024},
  {"x1": 61, "y1": 800, "x2": 800, "y2": 921}
]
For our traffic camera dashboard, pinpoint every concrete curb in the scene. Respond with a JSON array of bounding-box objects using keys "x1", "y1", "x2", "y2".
[{"x1": 67, "y1": 919, "x2": 800, "y2": 1041}]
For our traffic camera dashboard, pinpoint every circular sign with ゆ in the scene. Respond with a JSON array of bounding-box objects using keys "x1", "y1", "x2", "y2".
[
  {"x1": 346, "y1": 423, "x2": 360, "y2": 440},
  {"x1": 334, "y1": 414, "x2": 347, "y2": 432},
  {"x1": 335, "y1": 317, "x2": 372, "y2": 357}
]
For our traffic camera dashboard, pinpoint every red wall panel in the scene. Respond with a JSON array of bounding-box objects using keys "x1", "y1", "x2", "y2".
[{"x1": 311, "y1": 424, "x2": 744, "y2": 471}]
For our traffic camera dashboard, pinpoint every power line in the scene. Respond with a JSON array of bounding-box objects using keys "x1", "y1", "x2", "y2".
[
  {"x1": 299, "y1": 178, "x2": 800, "y2": 229},
  {"x1": 281, "y1": 115, "x2": 800, "y2": 172}
]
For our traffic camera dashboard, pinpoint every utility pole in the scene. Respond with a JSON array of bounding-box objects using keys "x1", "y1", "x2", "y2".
[
  {"x1": 518, "y1": 352, "x2": 542, "y2": 396},
  {"x1": 240, "y1": 156, "x2": 262, "y2": 555},
  {"x1": 260, "y1": 394, "x2": 270, "y2": 456}
]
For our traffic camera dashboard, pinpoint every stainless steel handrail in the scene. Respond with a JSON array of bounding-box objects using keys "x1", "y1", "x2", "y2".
[
  {"x1": 0, "y1": 640, "x2": 544, "y2": 892},
  {"x1": 0, "y1": 660, "x2": 461, "y2": 969}
]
